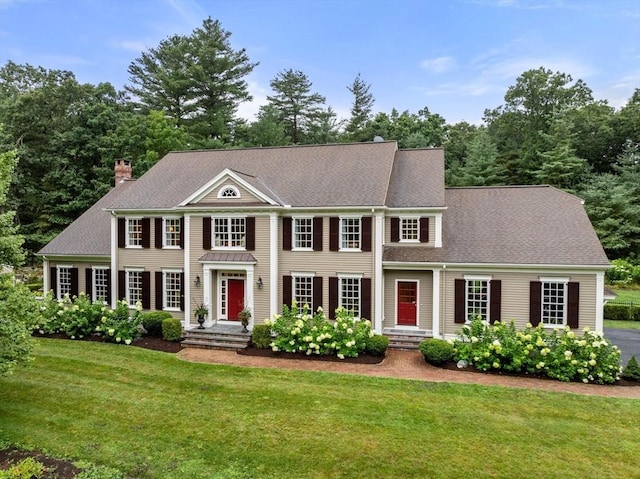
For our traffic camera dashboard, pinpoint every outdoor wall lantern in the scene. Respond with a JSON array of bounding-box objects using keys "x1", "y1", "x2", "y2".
[
  {"x1": 257, "y1": 277, "x2": 263, "y2": 289},
  {"x1": 195, "y1": 275, "x2": 201, "y2": 287}
]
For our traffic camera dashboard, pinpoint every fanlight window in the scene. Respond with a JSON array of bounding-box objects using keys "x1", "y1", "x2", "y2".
[{"x1": 218, "y1": 185, "x2": 240, "y2": 198}]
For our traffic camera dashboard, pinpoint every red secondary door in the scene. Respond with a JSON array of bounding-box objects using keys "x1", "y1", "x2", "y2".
[
  {"x1": 227, "y1": 279, "x2": 244, "y2": 321},
  {"x1": 397, "y1": 281, "x2": 417, "y2": 326}
]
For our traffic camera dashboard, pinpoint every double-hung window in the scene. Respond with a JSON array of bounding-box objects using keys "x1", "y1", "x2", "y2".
[
  {"x1": 126, "y1": 270, "x2": 143, "y2": 307},
  {"x1": 126, "y1": 218, "x2": 143, "y2": 247},
  {"x1": 164, "y1": 218, "x2": 181, "y2": 248},
  {"x1": 400, "y1": 217, "x2": 419, "y2": 242},
  {"x1": 465, "y1": 276, "x2": 490, "y2": 321},
  {"x1": 214, "y1": 217, "x2": 246, "y2": 249},
  {"x1": 293, "y1": 218, "x2": 313, "y2": 250},
  {"x1": 340, "y1": 217, "x2": 361, "y2": 250},
  {"x1": 339, "y1": 275, "x2": 361, "y2": 317},
  {"x1": 541, "y1": 279, "x2": 568, "y2": 326},
  {"x1": 292, "y1": 274, "x2": 314, "y2": 308},
  {"x1": 57, "y1": 266, "x2": 72, "y2": 298},
  {"x1": 93, "y1": 267, "x2": 109, "y2": 303},
  {"x1": 163, "y1": 270, "x2": 182, "y2": 310}
]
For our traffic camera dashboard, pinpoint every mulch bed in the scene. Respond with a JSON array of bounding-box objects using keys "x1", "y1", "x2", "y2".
[
  {"x1": 33, "y1": 332, "x2": 184, "y2": 353},
  {"x1": 238, "y1": 346, "x2": 384, "y2": 364},
  {"x1": 0, "y1": 447, "x2": 81, "y2": 479}
]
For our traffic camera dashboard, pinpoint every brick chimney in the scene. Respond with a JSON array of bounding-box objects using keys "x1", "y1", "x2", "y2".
[{"x1": 114, "y1": 159, "x2": 132, "y2": 186}]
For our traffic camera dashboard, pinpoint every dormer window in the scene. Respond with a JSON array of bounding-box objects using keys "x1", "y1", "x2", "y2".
[{"x1": 218, "y1": 185, "x2": 240, "y2": 199}]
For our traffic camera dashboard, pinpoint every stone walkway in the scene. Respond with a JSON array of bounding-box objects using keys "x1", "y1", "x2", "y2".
[{"x1": 178, "y1": 348, "x2": 640, "y2": 400}]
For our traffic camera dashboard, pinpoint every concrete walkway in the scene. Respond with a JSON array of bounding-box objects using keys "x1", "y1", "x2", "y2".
[{"x1": 178, "y1": 348, "x2": 640, "y2": 400}]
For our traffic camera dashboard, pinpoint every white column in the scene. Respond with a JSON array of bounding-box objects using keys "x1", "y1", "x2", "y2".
[
  {"x1": 110, "y1": 215, "x2": 117, "y2": 308},
  {"x1": 203, "y1": 264, "x2": 212, "y2": 327},
  {"x1": 269, "y1": 213, "x2": 279, "y2": 319},
  {"x1": 595, "y1": 271, "x2": 605, "y2": 333},
  {"x1": 183, "y1": 215, "x2": 191, "y2": 329},
  {"x1": 435, "y1": 214, "x2": 443, "y2": 248},
  {"x1": 42, "y1": 259, "x2": 49, "y2": 295},
  {"x1": 374, "y1": 212, "x2": 384, "y2": 333},
  {"x1": 432, "y1": 268, "x2": 441, "y2": 338}
]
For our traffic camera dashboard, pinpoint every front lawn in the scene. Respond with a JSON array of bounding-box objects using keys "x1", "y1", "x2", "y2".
[
  {"x1": 604, "y1": 319, "x2": 640, "y2": 330},
  {"x1": 1, "y1": 339, "x2": 638, "y2": 479}
]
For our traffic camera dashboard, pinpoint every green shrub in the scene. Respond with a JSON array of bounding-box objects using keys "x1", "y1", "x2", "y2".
[
  {"x1": 142, "y1": 311, "x2": 173, "y2": 337},
  {"x1": 419, "y1": 338, "x2": 454, "y2": 365},
  {"x1": 622, "y1": 356, "x2": 640, "y2": 382},
  {"x1": 0, "y1": 457, "x2": 45, "y2": 479},
  {"x1": 75, "y1": 465, "x2": 126, "y2": 479},
  {"x1": 365, "y1": 334, "x2": 389, "y2": 356},
  {"x1": 251, "y1": 324, "x2": 272, "y2": 349},
  {"x1": 604, "y1": 303, "x2": 636, "y2": 321},
  {"x1": 98, "y1": 300, "x2": 143, "y2": 345},
  {"x1": 162, "y1": 318, "x2": 182, "y2": 342}
]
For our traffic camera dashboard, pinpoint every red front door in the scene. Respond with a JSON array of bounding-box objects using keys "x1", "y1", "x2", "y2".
[
  {"x1": 227, "y1": 279, "x2": 244, "y2": 321},
  {"x1": 397, "y1": 281, "x2": 417, "y2": 326}
]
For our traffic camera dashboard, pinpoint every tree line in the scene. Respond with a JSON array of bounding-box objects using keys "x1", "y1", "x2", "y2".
[{"x1": 0, "y1": 17, "x2": 638, "y2": 264}]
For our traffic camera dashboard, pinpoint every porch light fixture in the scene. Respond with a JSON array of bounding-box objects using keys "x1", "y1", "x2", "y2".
[
  {"x1": 195, "y1": 275, "x2": 201, "y2": 287},
  {"x1": 257, "y1": 277, "x2": 263, "y2": 289}
]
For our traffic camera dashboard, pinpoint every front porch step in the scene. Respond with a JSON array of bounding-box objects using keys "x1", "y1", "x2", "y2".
[
  {"x1": 182, "y1": 326, "x2": 251, "y2": 351},
  {"x1": 383, "y1": 329, "x2": 429, "y2": 350}
]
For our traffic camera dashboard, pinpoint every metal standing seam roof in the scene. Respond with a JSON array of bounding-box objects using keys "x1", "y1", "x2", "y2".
[{"x1": 383, "y1": 185, "x2": 610, "y2": 267}]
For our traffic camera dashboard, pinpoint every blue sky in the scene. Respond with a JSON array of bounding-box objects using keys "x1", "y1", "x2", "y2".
[{"x1": 1, "y1": 0, "x2": 639, "y2": 125}]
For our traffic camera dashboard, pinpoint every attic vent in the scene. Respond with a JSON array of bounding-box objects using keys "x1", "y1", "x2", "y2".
[{"x1": 218, "y1": 185, "x2": 240, "y2": 198}]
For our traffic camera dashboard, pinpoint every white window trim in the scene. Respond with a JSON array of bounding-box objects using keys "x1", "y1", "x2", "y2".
[
  {"x1": 399, "y1": 215, "x2": 421, "y2": 244},
  {"x1": 163, "y1": 268, "x2": 183, "y2": 312},
  {"x1": 92, "y1": 266, "x2": 109, "y2": 304},
  {"x1": 217, "y1": 184, "x2": 241, "y2": 199},
  {"x1": 464, "y1": 275, "x2": 492, "y2": 323},
  {"x1": 162, "y1": 216, "x2": 181, "y2": 249},
  {"x1": 339, "y1": 215, "x2": 362, "y2": 252},
  {"x1": 125, "y1": 217, "x2": 143, "y2": 249},
  {"x1": 539, "y1": 277, "x2": 570, "y2": 328},
  {"x1": 338, "y1": 273, "x2": 363, "y2": 318},
  {"x1": 125, "y1": 268, "x2": 144, "y2": 309},
  {"x1": 292, "y1": 216, "x2": 314, "y2": 251},
  {"x1": 56, "y1": 265, "x2": 73, "y2": 299},
  {"x1": 291, "y1": 272, "x2": 315, "y2": 309},
  {"x1": 217, "y1": 272, "x2": 247, "y2": 320},
  {"x1": 212, "y1": 215, "x2": 248, "y2": 251}
]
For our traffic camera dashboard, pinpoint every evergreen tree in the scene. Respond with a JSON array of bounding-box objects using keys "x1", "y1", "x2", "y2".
[{"x1": 344, "y1": 73, "x2": 375, "y2": 142}]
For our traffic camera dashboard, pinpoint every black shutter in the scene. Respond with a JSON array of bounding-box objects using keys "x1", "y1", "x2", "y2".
[
  {"x1": 391, "y1": 217, "x2": 400, "y2": 242},
  {"x1": 118, "y1": 270, "x2": 126, "y2": 302},
  {"x1": 141, "y1": 218, "x2": 151, "y2": 248},
  {"x1": 85, "y1": 268, "x2": 93, "y2": 300},
  {"x1": 50, "y1": 266, "x2": 57, "y2": 297},
  {"x1": 141, "y1": 271, "x2": 151, "y2": 310},
  {"x1": 567, "y1": 282, "x2": 580, "y2": 328},
  {"x1": 179, "y1": 217, "x2": 185, "y2": 249},
  {"x1": 454, "y1": 278, "x2": 466, "y2": 324},
  {"x1": 203, "y1": 217, "x2": 211, "y2": 250},
  {"x1": 313, "y1": 276, "x2": 323, "y2": 312},
  {"x1": 155, "y1": 218, "x2": 163, "y2": 249},
  {"x1": 180, "y1": 272, "x2": 185, "y2": 311},
  {"x1": 155, "y1": 271, "x2": 163, "y2": 310},
  {"x1": 313, "y1": 217, "x2": 323, "y2": 251},
  {"x1": 106, "y1": 269, "x2": 112, "y2": 305},
  {"x1": 530, "y1": 281, "x2": 542, "y2": 326},
  {"x1": 329, "y1": 217, "x2": 339, "y2": 251},
  {"x1": 283, "y1": 275, "x2": 292, "y2": 308},
  {"x1": 329, "y1": 277, "x2": 338, "y2": 319},
  {"x1": 420, "y1": 217, "x2": 429, "y2": 243},
  {"x1": 117, "y1": 218, "x2": 126, "y2": 248},
  {"x1": 246, "y1": 217, "x2": 255, "y2": 251},
  {"x1": 361, "y1": 278, "x2": 372, "y2": 320},
  {"x1": 489, "y1": 280, "x2": 501, "y2": 324},
  {"x1": 70, "y1": 268, "x2": 79, "y2": 297},
  {"x1": 361, "y1": 217, "x2": 372, "y2": 252},
  {"x1": 283, "y1": 217, "x2": 292, "y2": 250}
]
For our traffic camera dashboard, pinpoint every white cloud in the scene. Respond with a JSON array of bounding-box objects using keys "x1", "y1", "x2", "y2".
[
  {"x1": 420, "y1": 56, "x2": 456, "y2": 74},
  {"x1": 111, "y1": 40, "x2": 150, "y2": 53},
  {"x1": 235, "y1": 80, "x2": 269, "y2": 121}
]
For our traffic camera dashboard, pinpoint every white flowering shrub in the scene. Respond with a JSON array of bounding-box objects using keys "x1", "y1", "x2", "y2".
[
  {"x1": 452, "y1": 317, "x2": 622, "y2": 384},
  {"x1": 265, "y1": 301, "x2": 374, "y2": 358},
  {"x1": 35, "y1": 292, "x2": 106, "y2": 339},
  {"x1": 98, "y1": 300, "x2": 143, "y2": 344}
]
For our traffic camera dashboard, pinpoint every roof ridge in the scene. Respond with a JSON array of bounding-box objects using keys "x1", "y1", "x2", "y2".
[{"x1": 165, "y1": 141, "x2": 399, "y2": 155}]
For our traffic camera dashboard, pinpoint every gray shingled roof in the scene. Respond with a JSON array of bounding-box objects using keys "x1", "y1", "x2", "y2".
[
  {"x1": 383, "y1": 186, "x2": 609, "y2": 266},
  {"x1": 386, "y1": 148, "x2": 445, "y2": 207},
  {"x1": 106, "y1": 142, "x2": 403, "y2": 209},
  {"x1": 38, "y1": 181, "x2": 134, "y2": 257}
]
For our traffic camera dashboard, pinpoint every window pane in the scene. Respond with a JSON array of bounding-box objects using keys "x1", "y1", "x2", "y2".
[
  {"x1": 401, "y1": 218, "x2": 419, "y2": 241},
  {"x1": 341, "y1": 218, "x2": 360, "y2": 249},
  {"x1": 543, "y1": 282, "x2": 566, "y2": 325},
  {"x1": 164, "y1": 272, "x2": 182, "y2": 309},
  {"x1": 127, "y1": 219, "x2": 142, "y2": 246},
  {"x1": 58, "y1": 267, "x2": 71, "y2": 298},
  {"x1": 294, "y1": 276, "x2": 313, "y2": 307},
  {"x1": 466, "y1": 279, "x2": 488, "y2": 320},
  {"x1": 294, "y1": 218, "x2": 312, "y2": 249},
  {"x1": 94, "y1": 268, "x2": 109, "y2": 303},
  {"x1": 340, "y1": 277, "x2": 360, "y2": 317},
  {"x1": 165, "y1": 218, "x2": 181, "y2": 247},
  {"x1": 127, "y1": 271, "x2": 142, "y2": 307},
  {"x1": 214, "y1": 217, "x2": 245, "y2": 248}
]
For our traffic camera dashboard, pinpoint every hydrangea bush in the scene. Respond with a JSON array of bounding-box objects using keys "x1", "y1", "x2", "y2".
[
  {"x1": 452, "y1": 317, "x2": 622, "y2": 384},
  {"x1": 264, "y1": 301, "x2": 375, "y2": 359}
]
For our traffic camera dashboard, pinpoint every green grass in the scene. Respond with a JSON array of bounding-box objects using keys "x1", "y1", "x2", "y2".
[
  {"x1": 1, "y1": 339, "x2": 639, "y2": 479},
  {"x1": 604, "y1": 319, "x2": 640, "y2": 330},
  {"x1": 609, "y1": 287, "x2": 640, "y2": 304}
]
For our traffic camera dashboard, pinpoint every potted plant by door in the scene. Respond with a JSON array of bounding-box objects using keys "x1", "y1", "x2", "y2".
[
  {"x1": 238, "y1": 307, "x2": 251, "y2": 333},
  {"x1": 194, "y1": 303, "x2": 208, "y2": 329}
]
